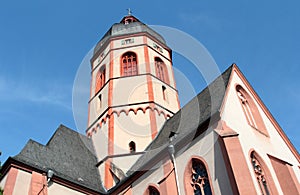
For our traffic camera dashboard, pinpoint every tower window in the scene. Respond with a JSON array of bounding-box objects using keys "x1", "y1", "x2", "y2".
[
  {"x1": 121, "y1": 52, "x2": 138, "y2": 76},
  {"x1": 162, "y1": 86, "x2": 167, "y2": 101},
  {"x1": 155, "y1": 57, "x2": 169, "y2": 84},
  {"x1": 129, "y1": 141, "x2": 136, "y2": 153},
  {"x1": 98, "y1": 94, "x2": 102, "y2": 108},
  {"x1": 95, "y1": 66, "x2": 106, "y2": 93}
]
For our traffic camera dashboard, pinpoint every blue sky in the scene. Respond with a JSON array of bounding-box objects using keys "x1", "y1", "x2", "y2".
[{"x1": 0, "y1": 0, "x2": 299, "y2": 162}]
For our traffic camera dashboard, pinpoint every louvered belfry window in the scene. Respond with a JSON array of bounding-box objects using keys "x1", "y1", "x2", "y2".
[{"x1": 121, "y1": 52, "x2": 138, "y2": 76}]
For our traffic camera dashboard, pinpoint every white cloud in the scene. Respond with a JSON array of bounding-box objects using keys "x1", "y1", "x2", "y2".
[{"x1": 0, "y1": 75, "x2": 72, "y2": 110}]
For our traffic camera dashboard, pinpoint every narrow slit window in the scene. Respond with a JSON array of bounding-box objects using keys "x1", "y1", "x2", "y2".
[
  {"x1": 162, "y1": 86, "x2": 167, "y2": 101},
  {"x1": 98, "y1": 94, "x2": 102, "y2": 108},
  {"x1": 129, "y1": 141, "x2": 136, "y2": 153}
]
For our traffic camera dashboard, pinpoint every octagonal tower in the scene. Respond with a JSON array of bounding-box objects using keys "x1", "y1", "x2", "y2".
[{"x1": 86, "y1": 15, "x2": 180, "y2": 189}]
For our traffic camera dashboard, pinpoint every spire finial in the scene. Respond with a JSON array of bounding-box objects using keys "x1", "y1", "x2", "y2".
[{"x1": 126, "y1": 8, "x2": 132, "y2": 15}]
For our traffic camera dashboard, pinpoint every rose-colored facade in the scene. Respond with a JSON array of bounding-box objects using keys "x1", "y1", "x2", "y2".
[{"x1": 1, "y1": 15, "x2": 299, "y2": 195}]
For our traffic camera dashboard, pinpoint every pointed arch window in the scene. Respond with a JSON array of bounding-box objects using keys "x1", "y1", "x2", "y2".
[
  {"x1": 250, "y1": 152, "x2": 278, "y2": 195},
  {"x1": 145, "y1": 185, "x2": 160, "y2": 195},
  {"x1": 95, "y1": 65, "x2": 106, "y2": 93},
  {"x1": 155, "y1": 57, "x2": 169, "y2": 84},
  {"x1": 236, "y1": 85, "x2": 268, "y2": 136},
  {"x1": 185, "y1": 158, "x2": 213, "y2": 195},
  {"x1": 121, "y1": 52, "x2": 138, "y2": 76}
]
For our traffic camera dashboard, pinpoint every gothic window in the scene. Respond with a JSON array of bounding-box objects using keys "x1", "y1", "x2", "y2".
[
  {"x1": 251, "y1": 152, "x2": 271, "y2": 195},
  {"x1": 95, "y1": 65, "x2": 106, "y2": 93},
  {"x1": 146, "y1": 185, "x2": 160, "y2": 195},
  {"x1": 121, "y1": 52, "x2": 138, "y2": 76},
  {"x1": 185, "y1": 158, "x2": 212, "y2": 195},
  {"x1": 236, "y1": 85, "x2": 268, "y2": 135},
  {"x1": 155, "y1": 57, "x2": 169, "y2": 84}
]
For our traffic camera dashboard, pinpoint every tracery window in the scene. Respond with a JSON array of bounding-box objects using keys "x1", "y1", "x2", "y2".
[
  {"x1": 95, "y1": 66, "x2": 106, "y2": 93},
  {"x1": 251, "y1": 152, "x2": 271, "y2": 195},
  {"x1": 236, "y1": 85, "x2": 268, "y2": 135},
  {"x1": 190, "y1": 159, "x2": 212, "y2": 195},
  {"x1": 237, "y1": 89, "x2": 256, "y2": 127},
  {"x1": 121, "y1": 52, "x2": 138, "y2": 76},
  {"x1": 155, "y1": 57, "x2": 169, "y2": 84}
]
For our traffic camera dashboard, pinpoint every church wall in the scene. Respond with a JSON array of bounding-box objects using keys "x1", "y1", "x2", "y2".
[
  {"x1": 113, "y1": 110, "x2": 152, "y2": 154},
  {"x1": 113, "y1": 36, "x2": 144, "y2": 50},
  {"x1": 12, "y1": 169, "x2": 31, "y2": 195},
  {"x1": 155, "y1": 110, "x2": 168, "y2": 131},
  {"x1": 92, "y1": 44, "x2": 110, "y2": 71},
  {"x1": 112, "y1": 76, "x2": 149, "y2": 106},
  {"x1": 91, "y1": 121, "x2": 109, "y2": 161},
  {"x1": 48, "y1": 182, "x2": 85, "y2": 195},
  {"x1": 146, "y1": 38, "x2": 170, "y2": 61},
  {"x1": 91, "y1": 46, "x2": 111, "y2": 96},
  {"x1": 175, "y1": 128, "x2": 234, "y2": 195},
  {"x1": 88, "y1": 83, "x2": 109, "y2": 126},
  {"x1": 128, "y1": 128, "x2": 233, "y2": 194},
  {"x1": 152, "y1": 77, "x2": 179, "y2": 113},
  {"x1": 146, "y1": 40, "x2": 175, "y2": 89},
  {"x1": 221, "y1": 70, "x2": 300, "y2": 194},
  {"x1": 0, "y1": 174, "x2": 7, "y2": 190},
  {"x1": 130, "y1": 162, "x2": 165, "y2": 195}
]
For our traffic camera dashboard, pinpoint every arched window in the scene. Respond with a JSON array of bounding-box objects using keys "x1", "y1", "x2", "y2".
[
  {"x1": 145, "y1": 185, "x2": 160, "y2": 195},
  {"x1": 236, "y1": 85, "x2": 268, "y2": 135},
  {"x1": 185, "y1": 158, "x2": 213, "y2": 195},
  {"x1": 250, "y1": 151, "x2": 277, "y2": 195},
  {"x1": 95, "y1": 65, "x2": 105, "y2": 93},
  {"x1": 155, "y1": 57, "x2": 169, "y2": 84},
  {"x1": 129, "y1": 141, "x2": 136, "y2": 153},
  {"x1": 121, "y1": 52, "x2": 138, "y2": 76}
]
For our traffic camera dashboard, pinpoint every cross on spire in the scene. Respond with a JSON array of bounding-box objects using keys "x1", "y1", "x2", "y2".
[{"x1": 126, "y1": 8, "x2": 132, "y2": 15}]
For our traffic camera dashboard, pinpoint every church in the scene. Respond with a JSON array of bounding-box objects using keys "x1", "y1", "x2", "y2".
[{"x1": 0, "y1": 14, "x2": 299, "y2": 195}]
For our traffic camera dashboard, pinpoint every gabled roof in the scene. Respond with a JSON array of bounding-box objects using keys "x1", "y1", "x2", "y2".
[{"x1": 9, "y1": 125, "x2": 105, "y2": 193}]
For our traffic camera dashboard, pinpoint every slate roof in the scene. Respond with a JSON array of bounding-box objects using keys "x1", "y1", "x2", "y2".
[
  {"x1": 119, "y1": 65, "x2": 234, "y2": 182},
  {"x1": 11, "y1": 125, "x2": 105, "y2": 193},
  {"x1": 94, "y1": 16, "x2": 166, "y2": 55}
]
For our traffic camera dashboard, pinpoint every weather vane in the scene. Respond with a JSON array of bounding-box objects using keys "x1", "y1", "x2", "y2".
[{"x1": 127, "y1": 8, "x2": 132, "y2": 15}]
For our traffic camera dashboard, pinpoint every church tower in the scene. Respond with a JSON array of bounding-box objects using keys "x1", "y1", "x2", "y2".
[{"x1": 86, "y1": 14, "x2": 180, "y2": 188}]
